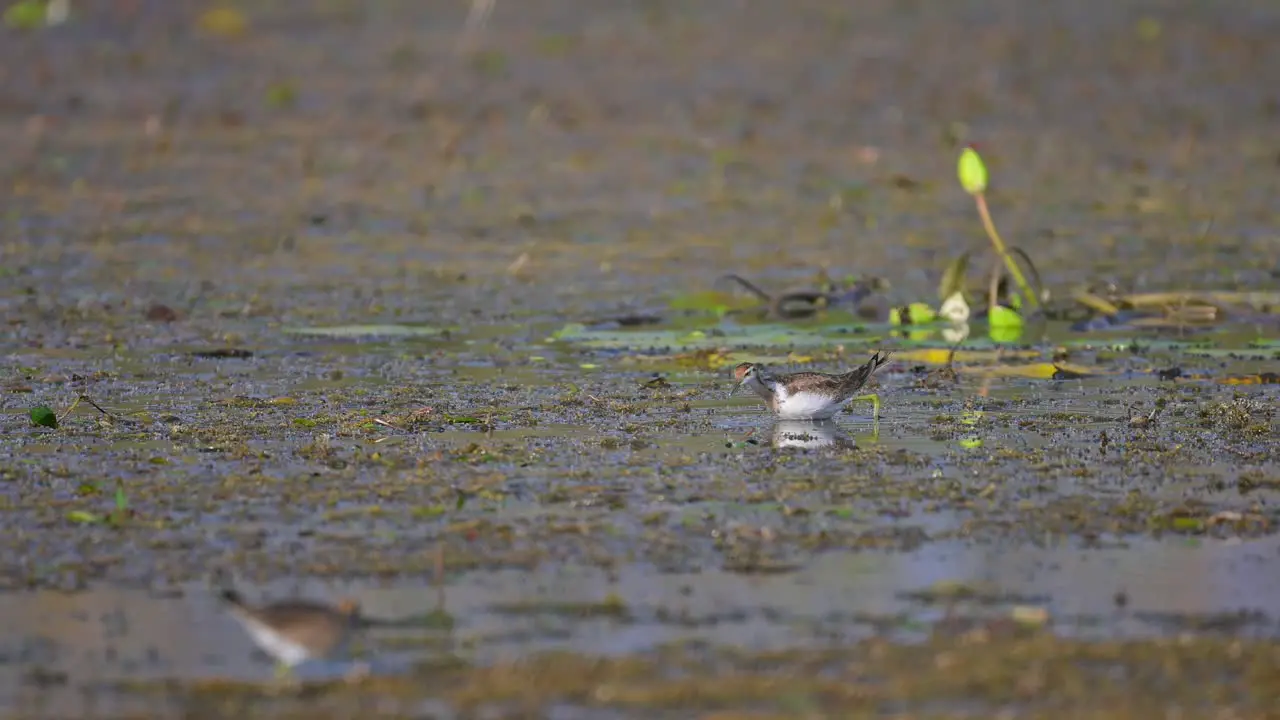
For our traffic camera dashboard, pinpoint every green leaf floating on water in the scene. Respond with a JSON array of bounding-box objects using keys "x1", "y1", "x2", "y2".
[
  {"x1": 548, "y1": 323, "x2": 587, "y2": 342},
  {"x1": 987, "y1": 306, "x2": 1024, "y2": 343},
  {"x1": 668, "y1": 290, "x2": 757, "y2": 315},
  {"x1": 284, "y1": 324, "x2": 445, "y2": 338},
  {"x1": 29, "y1": 405, "x2": 57, "y2": 428},
  {"x1": 3, "y1": 0, "x2": 46, "y2": 30},
  {"x1": 988, "y1": 305, "x2": 1023, "y2": 329},
  {"x1": 550, "y1": 322, "x2": 861, "y2": 351},
  {"x1": 889, "y1": 303, "x2": 938, "y2": 326},
  {"x1": 957, "y1": 146, "x2": 988, "y2": 195}
]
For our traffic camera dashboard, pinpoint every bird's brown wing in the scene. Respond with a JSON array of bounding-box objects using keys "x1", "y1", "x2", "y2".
[
  {"x1": 774, "y1": 371, "x2": 845, "y2": 394},
  {"x1": 776, "y1": 351, "x2": 892, "y2": 396},
  {"x1": 255, "y1": 601, "x2": 346, "y2": 632}
]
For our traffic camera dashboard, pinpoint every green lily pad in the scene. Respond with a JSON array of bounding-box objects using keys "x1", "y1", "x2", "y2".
[
  {"x1": 548, "y1": 323, "x2": 587, "y2": 342},
  {"x1": 889, "y1": 302, "x2": 939, "y2": 326},
  {"x1": 668, "y1": 290, "x2": 756, "y2": 314},
  {"x1": 988, "y1": 325, "x2": 1024, "y2": 344},
  {"x1": 552, "y1": 324, "x2": 838, "y2": 352},
  {"x1": 988, "y1": 305, "x2": 1023, "y2": 329},
  {"x1": 29, "y1": 405, "x2": 57, "y2": 428}
]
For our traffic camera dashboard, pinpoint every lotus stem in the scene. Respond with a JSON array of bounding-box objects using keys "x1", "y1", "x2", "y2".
[{"x1": 974, "y1": 193, "x2": 1040, "y2": 312}]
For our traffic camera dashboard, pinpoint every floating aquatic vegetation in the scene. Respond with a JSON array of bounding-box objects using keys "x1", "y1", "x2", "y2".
[
  {"x1": 284, "y1": 324, "x2": 447, "y2": 338},
  {"x1": 28, "y1": 405, "x2": 57, "y2": 428}
]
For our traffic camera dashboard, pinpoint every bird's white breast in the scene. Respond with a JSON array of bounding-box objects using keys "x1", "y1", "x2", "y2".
[
  {"x1": 772, "y1": 386, "x2": 841, "y2": 420},
  {"x1": 238, "y1": 617, "x2": 313, "y2": 667}
]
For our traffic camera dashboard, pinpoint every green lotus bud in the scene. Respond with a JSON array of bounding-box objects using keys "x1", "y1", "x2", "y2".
[{"x1": 957, "y1": 146, "x2": 988, "y2": 195}]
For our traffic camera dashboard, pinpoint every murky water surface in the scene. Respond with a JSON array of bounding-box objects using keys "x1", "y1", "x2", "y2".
[{"x1": 2, "y1": 0, "x2": 1279, "y2": 716}]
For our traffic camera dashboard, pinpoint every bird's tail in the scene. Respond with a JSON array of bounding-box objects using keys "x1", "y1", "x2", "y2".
[{"x1": 841, "y1": 349, "x2": 892, "y2": 391}]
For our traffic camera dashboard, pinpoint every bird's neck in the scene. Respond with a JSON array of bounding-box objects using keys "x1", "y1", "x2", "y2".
[{"x1": 747, "y1": 373, "x2": 778, "y2": 402}]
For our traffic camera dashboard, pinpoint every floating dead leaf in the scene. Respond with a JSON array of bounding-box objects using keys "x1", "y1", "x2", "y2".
[
  {"x1": 891, "y1": 348, "x2": 1041, "y2": 366},
  {"x1": 584, "y1": 313, "x2": 663, "y2": 328},
  {"x1": 1051, "y1": 365, "x2": 1092, "y2": 380},
  {"x1": 190, "y1": 348, "x2": 253, "y2": 359},
  {"x1": 1072, "y1": 291, "x2": 1120, "y2": 317},
  {"x1": 1205, "y1": 510, "x2": 1268, "y2": 532},
  {"x1": 1219, "y1": 372, "x2": 1280, "y2": 386},
  {"x1": 1164, "y1": 304, "x2": 1219, "y2": 323},
  {"x1": 145, "y1": 303, "x2": 179, "y2": 322},
  {"x1": 970, "y1": 362, "x2": 1100, "y2": 380},
  {"x1": 1123, "y1": 314, "x2": 1215, "y2": 329},
  {"x1": 1120, "y1": 291, "x2": 1280, "y2": 313},
  {"x1": 890, "y1": 174, "x2": 922, "y2": 191},
  {"x1": 672, "y1": 349, "x2": 731, "y2": 370},
  {"x1": 919, "y1": 366, "x2": 959, "y2": 388},
  {"x1": 1010, "y1": 606, "x2": 1051, "y2": 628}
]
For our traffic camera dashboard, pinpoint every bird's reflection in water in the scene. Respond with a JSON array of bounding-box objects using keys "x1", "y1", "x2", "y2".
[{"x1": 771, "y1": 420, "x2": 856, "y2": 450}]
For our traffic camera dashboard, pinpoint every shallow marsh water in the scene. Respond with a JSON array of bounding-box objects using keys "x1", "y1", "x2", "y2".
[{"x1": 2, "y1": 0, "x2": 1280, "y2": 717}]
